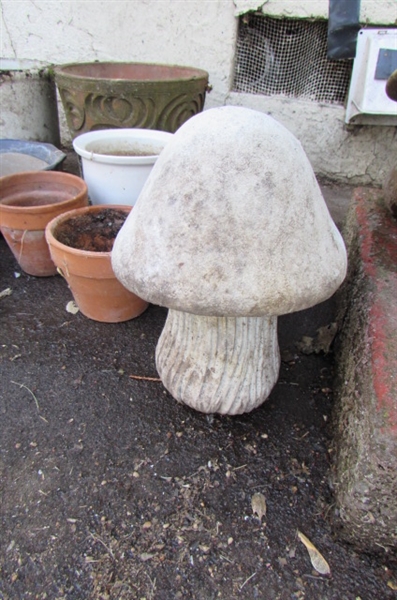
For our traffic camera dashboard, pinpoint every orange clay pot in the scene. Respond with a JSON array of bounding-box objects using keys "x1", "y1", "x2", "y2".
[
  {"x1": 45, "y1": 205, "x2": 148, "y2": 323},
  {"x1": 0, "y1": 171, "x2": 88, "y2": 276}
]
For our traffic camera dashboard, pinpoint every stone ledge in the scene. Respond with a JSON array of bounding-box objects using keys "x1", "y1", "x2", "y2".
[{"x1": 332, "y1": 187, "x2": 397, "y2": 552}]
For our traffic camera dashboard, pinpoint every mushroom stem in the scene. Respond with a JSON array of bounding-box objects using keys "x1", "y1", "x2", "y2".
[{"x1": 156, "y1": 309, "x2": 281, "y2": 415}]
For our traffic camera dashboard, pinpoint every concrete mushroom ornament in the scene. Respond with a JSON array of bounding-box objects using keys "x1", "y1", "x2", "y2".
[{"x1": 112, "y1": 106, "x2": 347, "y2": 415}]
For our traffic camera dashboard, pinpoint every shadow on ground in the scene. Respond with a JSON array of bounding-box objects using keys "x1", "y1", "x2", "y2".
[{"x1": 1, "y1": 173, "x2": 396, "y2": 599}]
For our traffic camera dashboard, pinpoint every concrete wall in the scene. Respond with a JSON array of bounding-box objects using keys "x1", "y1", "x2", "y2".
[
  {"x1": 1, "y1": 0, "x2": 396, "y2": 185},
  {"x1": 234, "y1": 0, "x2": 397, "y2": 22}
]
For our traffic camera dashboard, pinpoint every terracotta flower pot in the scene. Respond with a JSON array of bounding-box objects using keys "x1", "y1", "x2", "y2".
[
  {"x1": 45, "y1": 205, "x2": 148, "y2": 322},
  {"x1": 54, "y1": 62, "x2": 209, "y2": 138},
  {"x1": 0, "y1": 171, "x2": 88, "y2": 276}
]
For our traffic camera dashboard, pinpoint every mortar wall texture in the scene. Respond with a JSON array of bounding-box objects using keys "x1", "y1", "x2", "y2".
[{"x1": 1, "y1": 0, "x2": 396, "y2": 184}]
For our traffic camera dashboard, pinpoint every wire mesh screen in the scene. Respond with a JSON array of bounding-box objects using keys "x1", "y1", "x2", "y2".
[{"x1": 233, "y1": 15, "x2": 353, "y2": 104}]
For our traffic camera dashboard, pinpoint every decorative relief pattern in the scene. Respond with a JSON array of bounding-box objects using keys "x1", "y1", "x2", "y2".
[
  {"x1": 59, "y1": 89, "x2": 85, "y2": 132},
  {"x1": 90, "y1": 95, "x2": 133, "y2": 124},
  {"x1": 58, "y1": 87, "x2": 206, "y2": 137},
  {"x1": 157, "y1": 93, "x2": 206, "y2": 132}
]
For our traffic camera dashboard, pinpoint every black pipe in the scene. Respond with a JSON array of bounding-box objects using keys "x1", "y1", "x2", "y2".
[{"x1": 327, "y1": 0, "x2": 361, "y2": 59}]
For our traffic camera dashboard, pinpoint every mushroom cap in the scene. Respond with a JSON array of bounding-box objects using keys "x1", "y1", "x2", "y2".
[{"x1": 112, "y1": 106, "x2": 347, "y2": 317}]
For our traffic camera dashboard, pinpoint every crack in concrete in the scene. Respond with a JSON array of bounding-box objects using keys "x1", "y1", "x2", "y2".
[{"x1": 1, "y1": 1, "x2": 17, "y2": 58}]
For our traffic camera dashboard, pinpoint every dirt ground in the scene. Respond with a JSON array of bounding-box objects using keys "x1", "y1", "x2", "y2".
[{"x1": 1, "y1": 164, "x2": 397, "y2": 599}]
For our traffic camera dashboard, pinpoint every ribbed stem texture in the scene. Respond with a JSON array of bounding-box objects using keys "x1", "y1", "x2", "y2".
[{"x1": 156, "y1": 310, "x2": 280, "y2": 415}]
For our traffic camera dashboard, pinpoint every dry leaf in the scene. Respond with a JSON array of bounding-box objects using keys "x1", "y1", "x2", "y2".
[
  {"x1": 66, "y1": 300, "x2": 79, "y2": 314},
  {"x1": 140, "y1": 552, "x2": 155, "y2": 562},
  {"x1": 251, "y1": 492, "x2": 267, "y2": 521},
  {"x1": 297, "y1": 530, "x2": 331, "y2": 575},
  {"x1": 0, "y1": 287, "x2": 12, "y2": 300},
  {"x1": 388, "y1": 580, "x2": 397, "y2": 590},
  {"x1": 296, "y1": 323, "x2": 338, "y2": 355}
]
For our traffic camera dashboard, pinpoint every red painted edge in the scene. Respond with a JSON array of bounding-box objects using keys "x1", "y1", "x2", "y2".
[{"x1": 353, "y1": 188, "x2": 397, "y2": 434}]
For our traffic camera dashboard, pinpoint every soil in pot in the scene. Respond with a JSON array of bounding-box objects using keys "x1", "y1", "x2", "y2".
[
  {"x1": 54, "y1": 208, "x2": 127, "y2": 252},
  {"x1": 46, "y1": 205, "x2": 148, "y2": 323}
]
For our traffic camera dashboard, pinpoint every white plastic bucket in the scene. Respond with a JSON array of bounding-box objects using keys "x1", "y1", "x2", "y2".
[{"x1": 72, "y1": 129, "x2": 173, "y2": 206}]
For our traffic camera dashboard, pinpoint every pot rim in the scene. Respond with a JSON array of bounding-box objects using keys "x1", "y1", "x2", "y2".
[
  {"x1": 72, "y1": 128, "x2": 173, "y2": 165},
  {"x1": 0, "y1": 171, "x2": 88, "y2": 213},
  {"x1": 54, "y1": 61, "x2": 209, "y2": 83},
  {"x1": 45, "y1": 204, "x2": 132, "y2": 258},
  {"x1": 0, "y1": 171, "x2": 88, "y2": 230}
]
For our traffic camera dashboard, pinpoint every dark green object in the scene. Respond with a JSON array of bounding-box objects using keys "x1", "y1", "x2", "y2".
[{"x1": 54, "y1": 62, "x2": 209, "y2": 139}]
